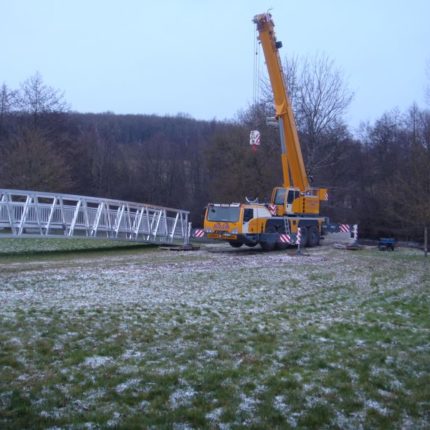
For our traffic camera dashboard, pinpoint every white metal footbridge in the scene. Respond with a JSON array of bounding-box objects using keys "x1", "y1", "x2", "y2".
[{"x1": 0, "y1": 189, "x2": 191, "y2": 245}]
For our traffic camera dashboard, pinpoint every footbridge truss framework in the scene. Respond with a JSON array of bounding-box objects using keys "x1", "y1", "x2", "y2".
[{"x1": 0, "y1": 189, "x2": 191, "y2": 245}]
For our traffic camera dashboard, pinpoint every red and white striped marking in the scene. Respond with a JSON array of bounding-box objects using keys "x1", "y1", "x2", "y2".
[
  {"x1": 193, "y1": 229, "x2": 205, "y2": 238},
  {"x1": 339, "y1": 224, "x2": 350, "y2": 233},
  {"x1": 268, "y1": 204, "x2": 277, "y2": 216},
  {"x1": 279, "y1": 234, "x2": 291, "y2": 244},
  {"x1": 296, "y1": 228, "x2": 302, "y2": 245}
]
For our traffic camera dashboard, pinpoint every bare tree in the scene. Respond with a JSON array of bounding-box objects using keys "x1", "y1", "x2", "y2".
[
  {"x1": 0, "y1": 127, "x2": 73, "y2": 191},
  {"x1": 18, "y1": 72, "x2": 68, "y2": 123},
  {"x1": 0, "y1": 83, "x2": 18, "y2": 116},
  {"x1": 260, "y1": 53, "x2": 353, "y2": 178},
  {"x1": 296, "y1": 55, "x2": 352, "y2": 133},
  {"x1": 385, "y1": 144, "x2": 430, "y2": 253},
  {"x1": 400, "y1": 107, "x2": 430, "y2": 252},
  {"x1": 292, "y1": 54, "x2": 353, "y2": 176},
  {"x1": 360, "y1": 105, "x2": 430, "y2": 247},
  {"x1": 0, "y1": 83, "x2": 18, "y2": 137}
]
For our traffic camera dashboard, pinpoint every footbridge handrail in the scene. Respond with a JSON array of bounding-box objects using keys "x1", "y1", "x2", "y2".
[{"x1": 0, "y1": 189, "x2": 190, "y2": 245}]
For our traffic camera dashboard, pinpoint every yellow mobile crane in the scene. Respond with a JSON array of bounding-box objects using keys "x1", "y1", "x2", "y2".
[{"x1": 203, "y1": 13, "x2": 328, "y2": 250}]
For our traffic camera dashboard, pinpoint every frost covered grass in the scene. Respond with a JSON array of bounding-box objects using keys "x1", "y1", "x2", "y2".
[{"x1": 0, "y1": 242, "x2": 429, "y2": 429}]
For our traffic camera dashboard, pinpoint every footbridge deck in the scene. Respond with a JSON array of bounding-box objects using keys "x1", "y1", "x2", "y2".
[{"x1": 0, "y1": 189, "x2": 190, "y2": 245}]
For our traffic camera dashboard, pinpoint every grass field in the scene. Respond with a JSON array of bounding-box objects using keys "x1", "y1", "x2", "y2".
[{"x1": 0, "y1": 240, "x2": 429, "y2": 429}]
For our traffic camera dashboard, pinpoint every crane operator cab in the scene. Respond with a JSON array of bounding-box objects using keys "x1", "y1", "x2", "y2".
[{"x1": 271, "y1": 186, "x2": 325, "y2": 216}]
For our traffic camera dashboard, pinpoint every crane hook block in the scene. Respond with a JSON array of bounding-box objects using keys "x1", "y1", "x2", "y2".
[{"x1": 250, "y1": 130, "x2": 261, "y2": 146}]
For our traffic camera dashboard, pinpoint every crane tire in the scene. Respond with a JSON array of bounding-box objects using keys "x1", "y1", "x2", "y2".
[
  {"x1": 307, "y1": 225, "x2": 320, "y2": 247},
  {"x1": 229, "y1": 241, "x2": 243, "y2": 248}
]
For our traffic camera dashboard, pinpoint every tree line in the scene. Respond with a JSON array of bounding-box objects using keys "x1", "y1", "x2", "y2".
[{"x1": 0, "y1": 66, "x2": 429, "y2": 241}]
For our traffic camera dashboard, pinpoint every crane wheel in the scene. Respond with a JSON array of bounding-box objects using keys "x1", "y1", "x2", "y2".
[
  {"x1": 307, "y1": 225, "x2": 320, "y2": 247},
  {"x1": 229, "y1": 241, "x2": 243, "y2": 248},
  {"x1": 261, "y1": 224, "x2": 278, "y2": 251}
]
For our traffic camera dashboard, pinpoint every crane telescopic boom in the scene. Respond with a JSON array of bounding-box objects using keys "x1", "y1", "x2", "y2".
[{"x1": 253, "y1": 13, "x2": 309, "y2": 191}]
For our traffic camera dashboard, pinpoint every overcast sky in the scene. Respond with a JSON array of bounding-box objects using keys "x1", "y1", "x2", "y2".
[{"x1": 2, "y1": 0, "x2": 429, "y2": 131}]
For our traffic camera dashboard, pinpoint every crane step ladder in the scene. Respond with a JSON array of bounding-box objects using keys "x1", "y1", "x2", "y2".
[{"x1": 0, "y1": 189, "x2": 191, "y2": 246}]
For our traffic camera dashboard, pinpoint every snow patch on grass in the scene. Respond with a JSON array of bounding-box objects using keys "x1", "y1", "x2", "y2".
[
  {"x1": 365, "y1": 399, "x2": 389, "y2": 416},
  {"x1": 115, "y1": 378, "x2": 141, "y2": 394},
  {"x1": 205, "y1": 407, "x2": 224, "y2": 422},
  {"x1": 83, "y1": 355, "x2": 112, "y2": 368},
  {"x1": 169, "y1": 386, "x2": 196, "y2": 409}
]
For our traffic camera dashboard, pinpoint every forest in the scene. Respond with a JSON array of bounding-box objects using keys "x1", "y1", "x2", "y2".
[{"x1": 1, "y1": 61, "x2": 429, "y2": 241}]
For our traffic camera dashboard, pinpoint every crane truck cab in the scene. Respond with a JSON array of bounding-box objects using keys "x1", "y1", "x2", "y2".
[{"x1": 204, "y1": 203, "x2": 272, "y2": 248}]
